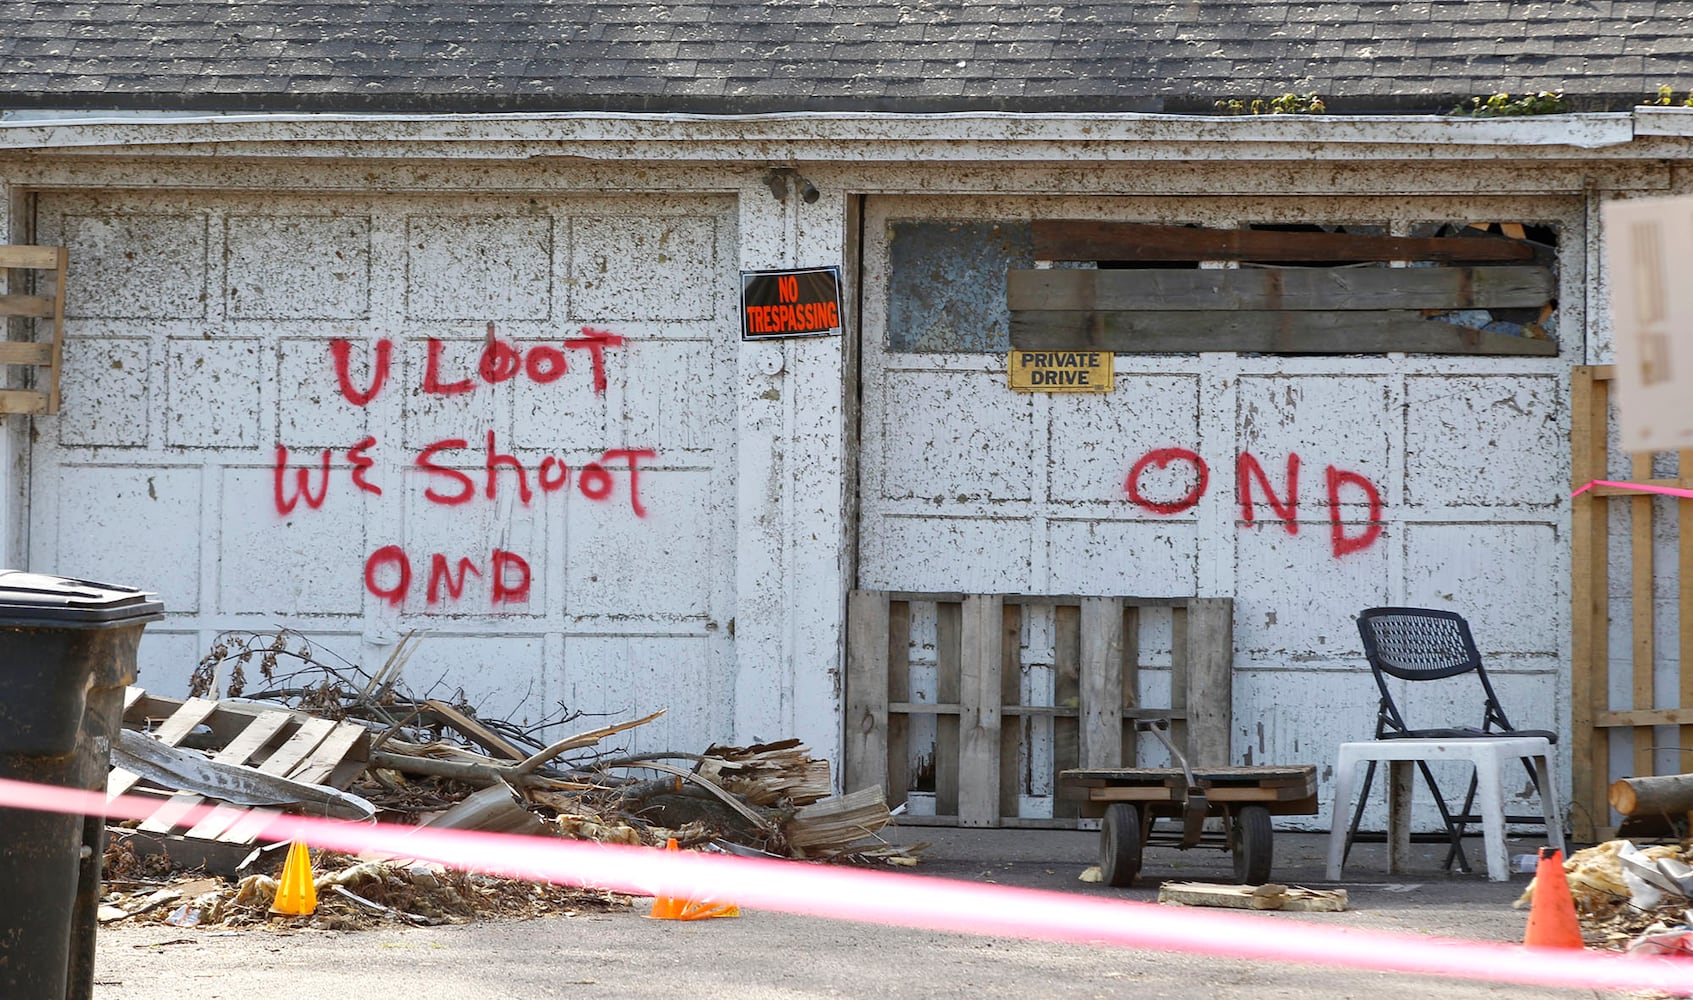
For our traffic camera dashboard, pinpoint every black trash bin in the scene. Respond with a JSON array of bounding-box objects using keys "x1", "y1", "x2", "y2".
[{"x1": 0, "y1": 571, "x2": 163, "y2": 1000}]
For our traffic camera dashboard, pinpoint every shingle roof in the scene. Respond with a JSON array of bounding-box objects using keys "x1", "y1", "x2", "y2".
[{"x1": 2, "y1": 0, "x2": 1691, "y2": 115}]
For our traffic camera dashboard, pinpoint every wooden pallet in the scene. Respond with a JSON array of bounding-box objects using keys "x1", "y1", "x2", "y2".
[
  {"x1": 111, "y1": 688, "x2": 371, "y2": 846},
  {"x1": 0, "y1": 245, "x2": 66, "y2": 414}
]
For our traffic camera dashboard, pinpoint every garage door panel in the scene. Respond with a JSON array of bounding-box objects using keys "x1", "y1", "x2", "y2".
[
  {"x1": 58, "y1": 337, "x2": 151, "y2": 449},
  {"x1": 1046, "y1": 519, "x2": 1198, "y2": 596},
  {"x1": 404, "y1": 214, "x2": 555, "y2": 321},
  {"x1": 566, "y1": 214, "x2": 721, "y2": 322},
  {"x1": 1048, "y1": 375, "x2": 1200, "y2": 503},
  {"x1": 620, "y1": 340, "x2": 727, "y2": 453},
  {"x1": 220, "y1": 465, "x2": 369, "y2": 616},
  {"x1": 166, "y1": 339, "x2": 264, "y2": 449},
  {"x1": 60, "y1": 212, "x2": 209, "y2": 320},
  {"x1": 564, "y1": 466, "x2": 717, "y2": 618},
  {"x1": 859, "y1": 515, "x2": 1031, "y2": 594},
  {"x1": 224, "y1": 214, "x2": 373, "y2": 321},
  {"x1": 278, "y1": 338, "x2": 376, "y2": 447},
  {"x1": 880, "y1": 371, "x2": 1034, "y2": 503},
  {"x1": 47, "y1": 465, "x2": 203, "y2": 612},
  {"x1": 563, "y1": 635, "x2": 716, "y2": 753}
]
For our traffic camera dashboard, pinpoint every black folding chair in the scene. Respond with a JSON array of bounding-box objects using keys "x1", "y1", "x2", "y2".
[{"x1": 1342, "y1": 607, "x2": 1558, "y2": 873}]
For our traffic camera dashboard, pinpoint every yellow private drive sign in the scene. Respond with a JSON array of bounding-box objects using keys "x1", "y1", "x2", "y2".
[{"x1": 1007, "y1": 350, "x2": 1114, "y2": 392}]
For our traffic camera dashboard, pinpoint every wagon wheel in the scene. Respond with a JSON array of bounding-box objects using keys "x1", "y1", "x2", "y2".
[
  {"x1": 1231, "y1": 804, "x2": 1273, "y2": 885},
  {"x1": 1100, "y1": 803, "x2": 1143, "y2": 888}
]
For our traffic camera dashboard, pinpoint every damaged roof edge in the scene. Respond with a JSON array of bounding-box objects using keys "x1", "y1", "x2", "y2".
[{"x1": 0, "y1": 109, "x2": 1655, "y2": 157}]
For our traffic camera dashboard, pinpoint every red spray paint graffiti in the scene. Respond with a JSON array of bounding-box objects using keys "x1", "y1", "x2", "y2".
[
  {"x1": 278, "y1": 324, "x2": 654, "y2": 609},
  {"x1": 1126, "y1": 448, "x2": 1383, "y2": 558}
]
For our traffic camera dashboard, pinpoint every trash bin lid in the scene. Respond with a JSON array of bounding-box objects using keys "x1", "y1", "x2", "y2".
[{"x1": 0, "y1": 570, "x2": 165, "y2": 626}]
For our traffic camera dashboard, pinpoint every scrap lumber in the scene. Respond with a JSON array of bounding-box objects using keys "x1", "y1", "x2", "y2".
[
  {"x1": 1156, "y1": 881, "x2": 1348, "y2": 912},
  {"x1": 419, "y1": 784, "x2": 552, "y2": 837},
  {"x1": 784, "y1": 786, "x2": 893, "y2": 856},
  {"x1": 697, "y1": 738, "x2": 831, "y2": 807},
  {"x1": 112, "y1": 729, "x2": 376, "y2": 821}
]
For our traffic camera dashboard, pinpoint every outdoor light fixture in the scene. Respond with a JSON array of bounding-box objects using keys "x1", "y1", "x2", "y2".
[{"x1": 763, "y1": 167, "x2": 820, "y2": 204}]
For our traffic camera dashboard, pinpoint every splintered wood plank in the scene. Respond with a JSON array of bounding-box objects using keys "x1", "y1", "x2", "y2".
[
  {"x1": 1030, "y1": 221, "x2": 1537, "y2": 264},
  {"x1": 1051, "y1": 603, "x2": 1082, "y2": 819},
  {"x1": 137, "y1": 711, "x2": 292, "y2": 834},
  {"x1": 845, "y1": 589, "x2": 890, "y2": 798},
  {"x1": 935, "y1": 600, "x2": 963, "y2": 817},
  {"x1": 108, "y1": 698, "x2": 221, "y2": 798},
  {"x1": 45, "y1": 245, "x2": 64, "y2": 414},
  {"x1": 887, "y1": 599, "x2": 912, "y2": 808},
  {"x1": 957, "y1": 595, "x2": 1004, "y2": 827},
  {"x1": 422, "y1": 700, "x2": 524, "y2": 761},
  {"x1": 997, "y1": 601, "x2": 1022, "y2": 823},
  {"x1": 1632, "y1": 450, "x2": 1656, "y2": 782},
  {"x1": 1009, "y1": 310, "x2": 1560, "y2": 356},
  {"x1": 1079, "y1": 597, "x2": 1124, "y2": 768},
  {"x1": 123, "y1": 686, "x2": 145, "y2": 714},
  {"x1": 1007, "y1": 266, "x2": 1554, "y2": 312}
]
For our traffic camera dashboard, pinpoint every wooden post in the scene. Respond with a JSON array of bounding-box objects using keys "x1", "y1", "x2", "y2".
[
  {"x1": 957, "y1": 595, "x2": 1004, "y2": 827},
  {"x1": 1185, "y1": 598, "x2": 1235, "y2": 767},
  {"x1": 1079, "y1": 597, "x2": 1124, "y2": 767},
  {"x1": 1120, "y1": 604, "x2": 1140, "y2": 768},
  {"x1": 1569, "y1": 367, "x2": 1611, "y2": 840},
  {"x1": 844, "y1": 590, "x2": 889, "y2": 797}
]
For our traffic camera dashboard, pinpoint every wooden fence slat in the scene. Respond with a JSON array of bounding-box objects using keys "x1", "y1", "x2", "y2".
[
  {"x1": 1185, "y1": 598, "x2": 1235, "y2": 767},
  {"x1": 935, "y1": 600, "x2": 963, "y2": 817},
  {"x1": 1051, "y1": 603, "x2": 1082, "y2": 819},
  {"x1": 845, "y1": 589, "x2": 890, "y2": 798},
  {"x1": 1009, "y1": 310, "x2": 1559, "y2": 356},
  {"x1": 0, "y1": 246, "x2": 62, "y2": 269},
  {"x1": 107, "y1": 697, "x2": 220, "y2": 799},
  {"x1": 1007, "y1": 266, "x2": 1554, "y2": 312},
  {"x1": 1079, "y1": 597, "x2": 1124, "y2": 768},
  {"x1": 957, "y1": 595, "x2": 1003, "y2": 827}
]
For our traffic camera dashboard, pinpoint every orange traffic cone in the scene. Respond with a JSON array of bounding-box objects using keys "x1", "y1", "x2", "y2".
[
  {"x1": 269, "y1": 840, "x2": 318, "y2": 916},
  {"x1": 647, "y1": 838, "x2": 740, "y2": 921},
  {"x1": 1523, "y1": 846, "x2": 1583, "y2": 949}
]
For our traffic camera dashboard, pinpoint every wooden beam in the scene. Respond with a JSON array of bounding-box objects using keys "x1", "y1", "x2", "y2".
[
  {"x1": 844, "y1": 590, "x2": 890, "y2": 799},
  {"x1": 997, "y1": 601, "x2": 1022, "y2": 824},
  {"x1": 1007, "y1": 266, "x2": 1553, "y2": 312},
  {"x1": 0, "y1": 389, "x2": 47, "y2": 414},
  {"x1": 1184, "y1": 598, "x2": 1234, "y2": 768},
  {"x1": 957, "y1": 594, "x2": 1003, "y2": 827},
  {"x1": 1010, "y1": 310, "x2": 1560, "y2": 356},
  {"x1": 1598, "y1": 708, "x2": 1693, "y2": 727},
  {"x1": 1079, "y1": 597, "x2": 1125, "y2": 768},
  {"x1": 1031, "y1": 221, "x2": 1537, "y2": 263},
  {"x1": 0, "y1": 342, "x2": 54, "y2": 365}
]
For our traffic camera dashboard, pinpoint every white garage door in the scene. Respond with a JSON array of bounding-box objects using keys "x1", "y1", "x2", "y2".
[{"x1": 26, "y1": 189, "x2": 739, "y2": 751}]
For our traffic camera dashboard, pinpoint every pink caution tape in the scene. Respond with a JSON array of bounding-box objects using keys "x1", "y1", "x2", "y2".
[
  {"x1": 3, "y1": 776, "x2": 1692, "y2": 994},
  {"x1": 1572, "y1": 479, "x2": 1693, "y2": 500}
]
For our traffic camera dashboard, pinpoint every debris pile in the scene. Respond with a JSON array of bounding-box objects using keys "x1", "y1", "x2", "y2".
[
  {"x1": 103, "y1": 628, "x2": 917, "y2": 929},
  {"x1": 1516, "y1": 840, "x2": 1693, "y2": 952}
]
